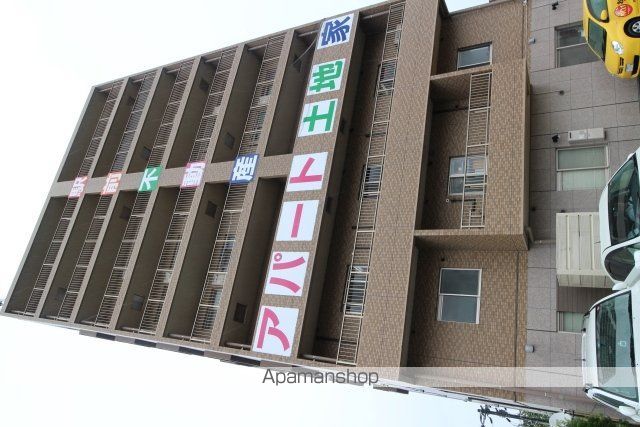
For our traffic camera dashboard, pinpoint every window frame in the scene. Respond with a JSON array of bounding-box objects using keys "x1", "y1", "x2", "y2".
[
  {"x1": 555, "y1": 23, "x2": 597, "y2": 67},
  {"x1": 457, "y1": 43, "x2": 492, "y2": 70},
  {"x1": 448, "y1": 156, "x2": 486, "y2": 197},
  {"x1": 556, "y1": 145, "x2": 609, "y2": 191},
  {"x1": 557, "y1": 311, "x2": 584, "y2": 334},
  {"x1": 437, "y1": 268, "x2": 482, "y2": 324},
  {"x1": 448, "y1": 156, "x2": 466, "y2": 197}
]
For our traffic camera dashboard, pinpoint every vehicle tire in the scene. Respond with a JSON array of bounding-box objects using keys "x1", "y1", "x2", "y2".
[{"x1": 625, "y1": 18, "x2": 640, "y2": 37}]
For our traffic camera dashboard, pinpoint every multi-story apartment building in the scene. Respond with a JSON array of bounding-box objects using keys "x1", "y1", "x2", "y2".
[
  {"x1": 525, "y1": 0, "x2": 640, "y2": 414},
  {"x1": 2, "y1": 0, "x2": 632, "y2": 418}
]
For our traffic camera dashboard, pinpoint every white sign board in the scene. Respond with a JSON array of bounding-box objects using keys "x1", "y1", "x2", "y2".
[
  {"x1": 252, "y1": 306, "x2": 299, "y2": 357},
  {"x1": 275, "y1": 200, "x2": 319, "y2": 241},
  {"x1": 264, "y1": 251, "x2": 309, "y2": 296},
  {"x1": 181, "y1": 162, "x2": 206, "y2": 188},
  {"x1": 317, "y1": 14, "x2": 354, "y2": 50},
  {"x1": 286, "y1": 152, "x2": 328, "y2": 192}
]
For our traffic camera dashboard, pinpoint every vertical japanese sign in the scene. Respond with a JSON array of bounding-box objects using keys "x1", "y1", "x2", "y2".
[
  {"x1": 252, "y1": 13, "x2": 357, "y2": 358},
  {"x1": 252, "y1": 306, "x2": 299, "y2": 357}
]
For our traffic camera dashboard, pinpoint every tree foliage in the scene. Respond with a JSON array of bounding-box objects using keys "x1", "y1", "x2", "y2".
[
  {"x1": 520, "y1": 410, "x2": 550, "y2": 426},
  {"x1": 560, "y1": 415, "x2": 632, "y2": 426}
]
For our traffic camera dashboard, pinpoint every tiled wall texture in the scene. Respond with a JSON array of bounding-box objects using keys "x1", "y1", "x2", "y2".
[{"x1": 525, "y1": 0, "x2": 639, "y2": 414}]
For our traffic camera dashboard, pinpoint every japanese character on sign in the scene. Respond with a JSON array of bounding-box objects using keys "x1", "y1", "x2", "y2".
[
  {"x1": 286, "y1": 152, "x2": 328, "y2": 192},
  {"x1": 181, "y1": 162, "x2": 206, "y2": 188},
  {"x1": 69, "y1": 176, "x2": 88, "y2": 199},
  {"x1": 298, "y1": 99, "x2": 338, "y2": 137},
  {"x1": 264, "y1": 251, "x2": 309, "y2": 296},
  {"x1": 307, "y1": 59, "x2": 345, "y2": 95},
  {"x1": 275, "y1": 200, "x2": 319, "y2": 242},
  {"x1": 139, "y1": 166, "x2": 162, "y2": 192},
  {"x1": 101, "y1": 172, "x2": 123, "y2": 196},
  {"x1": 230, "y1": 154, "x2": 259, "y2": 184},
  {"x1": 252, "y1": 306, "x2": 298, "y2": 357},
  {"x1": 317, "y1": 13, "x2": 354, "y2": 50}
]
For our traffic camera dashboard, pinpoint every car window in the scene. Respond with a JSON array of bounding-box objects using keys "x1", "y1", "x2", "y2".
[
  {"x1": 604, "y1": 244, "x2": 640, "y2": 282},
  {"x1": 587, "y1": 0, "x2": 609, "y2": 22},
  {"x1": 608, "y1": 158, "x2": 640, "y2": 245},
  {"x1": 596, "y1": 292, "x2": 638, "y2": 401},
  {"x1": 588, "y1": 19, "x2": 607, "y2": 60}
]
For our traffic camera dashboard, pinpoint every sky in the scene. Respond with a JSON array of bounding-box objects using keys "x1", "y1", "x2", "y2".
[{"x1": 0, "y1": 1, "x2": 524, "y2": 426}]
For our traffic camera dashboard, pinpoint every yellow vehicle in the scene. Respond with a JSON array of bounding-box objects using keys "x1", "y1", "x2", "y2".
[{"x1": 583, "y1": 0, "x2": 640, "y2": 78}]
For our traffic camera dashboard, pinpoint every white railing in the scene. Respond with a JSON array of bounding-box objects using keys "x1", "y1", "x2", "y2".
[{"x1": 336, "y1": 3, "x2": 405, "y2": 366}]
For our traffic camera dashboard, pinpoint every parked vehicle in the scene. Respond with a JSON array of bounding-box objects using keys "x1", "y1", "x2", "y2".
[
  {"x1": 599, "y1": 148, "x2": 640, "y2": 288},
  {"x1": 584, "y1": 0, "x2": 640, "y2": 78},
  {"x1": 583, "y1": 286, "x2": 640, "y2": 422}
]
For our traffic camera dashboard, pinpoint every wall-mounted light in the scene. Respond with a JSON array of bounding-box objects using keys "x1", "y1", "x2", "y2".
[
  {"x1": 552, "y1": 134, "x2": 559, "y2": 143},
  {"x1": 551, "y1": 1, "x2": 559, "y2": 10}
]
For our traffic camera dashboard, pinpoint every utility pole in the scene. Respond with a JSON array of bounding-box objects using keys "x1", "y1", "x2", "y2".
[{"x1": 478, "y1": 404, "x2": 550, "y2": 426}]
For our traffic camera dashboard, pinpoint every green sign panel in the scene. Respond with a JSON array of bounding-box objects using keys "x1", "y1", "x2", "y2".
[{"x1": 138, "y1": 166, "x2": 162, "y2": 192}]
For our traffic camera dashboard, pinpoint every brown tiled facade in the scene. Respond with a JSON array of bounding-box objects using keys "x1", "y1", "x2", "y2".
[{"x1": 4, "y1": 0, "x2": 618, "y2": 417}]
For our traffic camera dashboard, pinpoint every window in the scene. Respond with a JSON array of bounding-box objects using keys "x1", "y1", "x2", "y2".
[
  {"x1": 457, "y1": 44, "x2": 492, "y2": 70},
  {"x1": 558, "y1": 311, "x2": 584, "y2": 333},
  {"x1": 438, "y1": 268, "x2": 481, "y2": 324},
  {"x1": 556, "y1": 146, "x2": 608, "y2": 191},
  {"x1": 556, "y1": 23, "x2": 598, "y2": 67},
  {"x1": 233, "y1": 303, "x2": 247, "y2": 323},
  {"x1": 448, "y1": 156, "x2": 486, "y2": 197},
  {"x1": 205, "y1": 201, "x2": 218, "y2": 218}
]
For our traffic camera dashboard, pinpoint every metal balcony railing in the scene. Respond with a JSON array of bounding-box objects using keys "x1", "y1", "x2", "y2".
[
  {"x1": 336, "y1": 3, "x2": 405, "y2": 366},
  {"x1": 18, "y1": 80, "x2": 124, "y2": 317},
  {"x1": 136, "y1": 49, "x2": 237, "y2": 335},
  {"x1": 188, "y1": 34, "x2": 286, "y2": 343},
  {"x1": 53, "y1": 72, "x2": 157, "y2": 322},
  {"x1": 92, "y1": 60, "x2": 196, "y2": 328},
  {"x1": 460, "y1": 72, "x2": 491, "y2": 229}
]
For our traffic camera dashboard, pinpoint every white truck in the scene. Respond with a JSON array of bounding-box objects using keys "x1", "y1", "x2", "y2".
[
  {"x1": 582, "y1": 286, "x2": 639, "y2": 422},
  {"x1": 582, "y1": 148, "x2": 640, "y2": 421},
  {"x1": 599, "y1": 149, "x2": 640, "y2": 290}
]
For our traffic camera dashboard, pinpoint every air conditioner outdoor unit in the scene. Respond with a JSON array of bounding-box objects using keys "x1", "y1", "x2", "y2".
[{"x1": 567, "y1": 127, "x2": 604, "y2": 143}]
